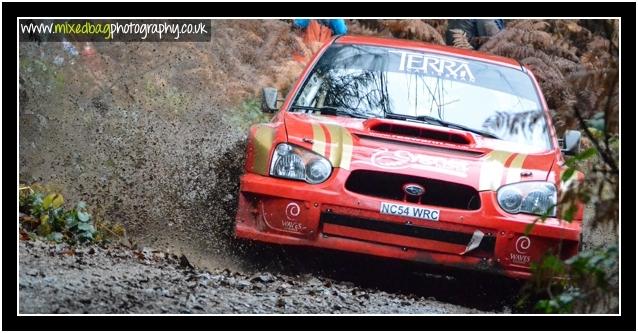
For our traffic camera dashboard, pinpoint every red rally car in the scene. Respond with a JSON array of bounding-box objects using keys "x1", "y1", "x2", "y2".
[{"x1": 234, "y1": 35, "x2": 585, "y2": 279}]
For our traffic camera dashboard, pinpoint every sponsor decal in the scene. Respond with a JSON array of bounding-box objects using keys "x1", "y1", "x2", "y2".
[
  {"x1": 285, "y1": 202, "x2": 301, "y2": 220},
  {"x1": 354, "y1": 148, "x2": 468, "y2": 178},
  {"x1": 391, "y1": 50, "x2": 476, "y2": 83},
  {"x1": 509, "y1": 253, "x2": 531, "y2": 265},
  {"x1": 380, "y1": 202, "x2": 440, "y2": 221},
  {"x1": 282, "y1": 202, "x2": 305, "y2": 233},
  {"x1": 281, "y1": 220, "x2": 305, "y2": 232},
  {"x1": 515, "y1": 236, "x2": 531, "y2": 254},
  {"x1": 509, "y1": 236, "x2": 532, "y2": 265}
]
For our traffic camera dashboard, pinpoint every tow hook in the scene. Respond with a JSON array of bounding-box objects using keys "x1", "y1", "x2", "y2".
[{"x1": 460, "y1": 230, "x2": 484, "y2": 255}]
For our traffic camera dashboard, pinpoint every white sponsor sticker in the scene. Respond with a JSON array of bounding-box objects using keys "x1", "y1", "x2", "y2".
[
  {"x1": 391, "y1": 50, "x2": 476, "y2": 82},
  {"x1": 515, "y1": 236, "x2": 531, "y2": 254},
  {"x1": 509, "y1": 253, "x2": 531, "y2": 265},
  {"x1": 353, "y1": 149, "x2": 469, "y2": 178},
  {"x1": 509, "y1": 236, "x2": 532, "y2": 265},
  {"x1": 380, "y1": 202, "x2": 440, "y2": 221},
  {"x1": 285, "y1": 202, "x2": 301, "y2": 220}
]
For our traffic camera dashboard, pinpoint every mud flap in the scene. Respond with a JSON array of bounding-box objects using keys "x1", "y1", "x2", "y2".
[{"x1": 459, "y1": 230, "x2": 484, "y2": 255}]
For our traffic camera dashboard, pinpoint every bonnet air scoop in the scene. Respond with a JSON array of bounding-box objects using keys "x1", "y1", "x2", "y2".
[{"x1": 364, "y1": 118, "x2": 474, "y2": 145}]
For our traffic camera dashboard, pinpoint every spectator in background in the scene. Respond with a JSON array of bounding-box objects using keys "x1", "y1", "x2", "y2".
[
  {"x1": 290, "y1": 19, "x2": 348, "y2": 64},
  {"x1": 446, "y1": 19, "x2": 505, "y2": 49},
  {"x1": 293, "y1": 19, "x2": 348, "y2": 35}
]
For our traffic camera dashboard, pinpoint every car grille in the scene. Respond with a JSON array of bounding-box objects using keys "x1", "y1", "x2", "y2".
[
  {"x1": 321, "y1": 212, "x2": 496, "y2": 254},
  {"x1": 345, "y1": 170, "x2": 481, "y2": 210}
]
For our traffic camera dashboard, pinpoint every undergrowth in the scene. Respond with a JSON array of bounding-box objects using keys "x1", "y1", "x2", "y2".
[{"x1": 19, "y1": 184, "x2": 125, "y2": 244}]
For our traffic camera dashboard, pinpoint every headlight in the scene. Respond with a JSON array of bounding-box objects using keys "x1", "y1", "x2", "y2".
[
  {"x1": 270, "y1": 143, "x2": 332, "y2": 184},
  {"x1": 497, "y1": 181, "x2": 557, "y2": 217}
]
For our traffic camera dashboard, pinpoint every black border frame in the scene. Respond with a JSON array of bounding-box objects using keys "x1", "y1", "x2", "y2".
[{"x1": 4, "y1": 2, "x2": 636, "y2": 331}]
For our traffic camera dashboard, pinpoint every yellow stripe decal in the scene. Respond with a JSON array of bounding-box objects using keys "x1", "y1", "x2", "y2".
[
  {"x1": 505, "y1": 153, "x2": 527, "y2": 184},
  {"x1": 311, "y1": 123, "x2": 326, "y2": 156},
  {"x1": 340, "y1": 127, "x2": 354, "y2": 170},
  {"x1": 252, "y1": 125, "x2": 276, "y2": 175},
  {"x1": 321, "y1": 124, "x2": 354, "y2": 170},
  {"x1": 325, "y1": 124, "x2": 342, "y2": 167},
  {"x1": 478, "y1": 151, "x2": 512, "y2": 191}
]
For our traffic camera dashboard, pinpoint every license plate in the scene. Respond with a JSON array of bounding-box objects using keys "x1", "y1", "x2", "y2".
[{"x1": 380, "y1": 202, "x2": 440, "y2": 221}]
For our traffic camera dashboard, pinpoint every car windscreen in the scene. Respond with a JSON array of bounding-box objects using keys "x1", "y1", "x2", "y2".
[{"x1": 293, "y1": 44, "x2": 552, "y2": 151}]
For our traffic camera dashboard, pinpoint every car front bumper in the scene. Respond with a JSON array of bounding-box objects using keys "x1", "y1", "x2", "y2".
[{"x1": 234, "y1": 171, "x2": 581, "y2": 279}]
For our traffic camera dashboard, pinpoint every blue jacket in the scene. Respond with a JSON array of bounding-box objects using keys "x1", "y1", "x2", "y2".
[{"x1": 293, "y1": 19, "x2": 348, "y2": 35}]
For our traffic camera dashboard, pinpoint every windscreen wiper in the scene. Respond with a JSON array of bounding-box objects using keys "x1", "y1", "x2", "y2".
[
  {"x1": 289, "y1": 105, "x2": 371, "y2": 119},
  {"x1": 385, "y1": 113, "x2": 501, "y2": 140}
]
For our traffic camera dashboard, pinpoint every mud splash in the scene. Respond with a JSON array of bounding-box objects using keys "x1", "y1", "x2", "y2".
[{"x1": 18, "y1": 20, "x2": 305, "y2": 271}]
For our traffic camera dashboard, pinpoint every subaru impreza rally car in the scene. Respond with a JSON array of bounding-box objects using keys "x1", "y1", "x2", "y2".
[{"x1": 234, "y1": 36, "x2": 584, "y2": 279}]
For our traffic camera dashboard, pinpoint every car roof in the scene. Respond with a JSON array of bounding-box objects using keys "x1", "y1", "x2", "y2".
[{"x1": 335, "y1": 35, "x2": 523, "y2": 70}]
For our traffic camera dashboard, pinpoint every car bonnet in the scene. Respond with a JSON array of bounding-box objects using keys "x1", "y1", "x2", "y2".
[{"x1": 283, "y1": 112, "x2": 556, "y2": 191}]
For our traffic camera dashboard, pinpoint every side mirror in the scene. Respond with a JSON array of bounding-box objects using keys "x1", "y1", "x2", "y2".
[
  {"x1": 261, "y1": 87, "x2": 279, "y2": 113},
  {"x1": 560, "y1": 130, "x2": 581, "y2": 156}
]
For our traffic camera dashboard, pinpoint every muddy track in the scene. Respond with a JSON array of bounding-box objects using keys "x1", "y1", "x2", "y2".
[
  {"x1": 239, "y1": 245, "x2": 526, "y2": 312},
  {"x1": 19, "y1": 236, "x2": 534, "y2": 314}
]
